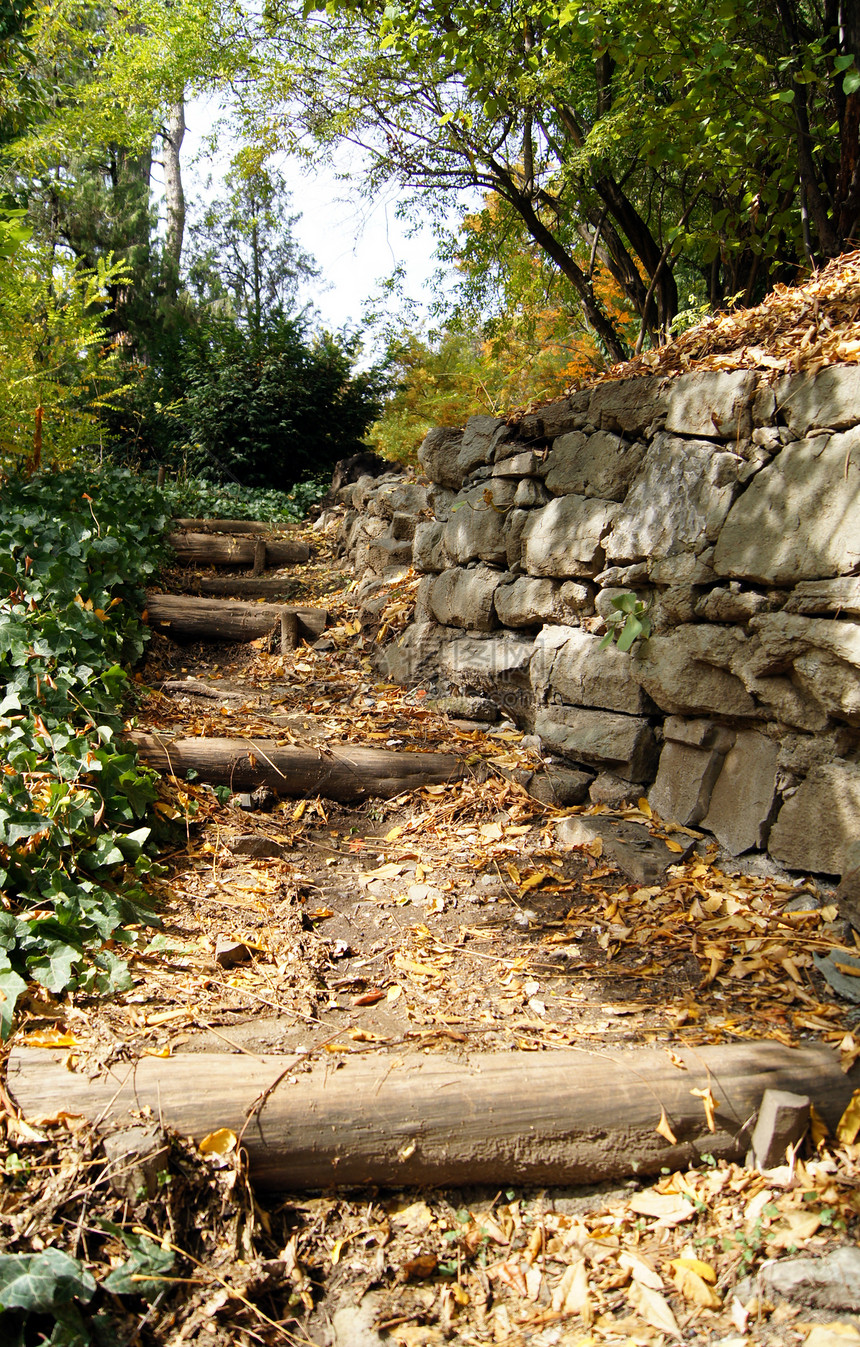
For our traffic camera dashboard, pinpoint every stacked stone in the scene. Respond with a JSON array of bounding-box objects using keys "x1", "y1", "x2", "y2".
[{"x1": 338, "y1": 366, "x2": 860, "y2": 876}]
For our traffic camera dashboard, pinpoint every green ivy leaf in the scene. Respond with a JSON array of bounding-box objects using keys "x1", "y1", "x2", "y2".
[{"x1": 0, "y1": 1248, "x2": 96, "y2": 1314}]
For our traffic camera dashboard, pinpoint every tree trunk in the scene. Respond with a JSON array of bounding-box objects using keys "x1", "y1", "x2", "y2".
[
  {"x1": 8, "y1": 1042, "x2": 856, "y2": 1191},
  {"x1": 162, "y1": 99, "x2": 186, "y2": 284},
  {"x1": 168, "y1": 532, "x2": 310, "y2": 567},
  {"x1": 126, "y1": 732, "x2": 467, "y2": 800},
  {"x1": 144, "y1": 594, "x2": 325, "y2": 642}
]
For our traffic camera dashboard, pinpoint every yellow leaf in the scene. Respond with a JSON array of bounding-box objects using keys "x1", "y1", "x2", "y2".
[
  {"x1": 664, "y1": 838, "x2": 684, "y2": 853},
  {"x1": 836, "y1": 1089, "x2": 860, "y2": 1145},
  {"x1": 519, "y1": 870, "x2": 553, "y2": 894},
  {"x1": 638, "y1": 797, "x2": 652, "y2": 817},
  {"x1": 669, "y1": 1257, "x2": 716, "y2": 1284},
  {"x1": 810, "y1": 1103, "x2": 830, "y2": 1148},
  {"x1": 671, "y1": 1263, "x2": 721, "y2": 1309},
  {"x1": 385, "y1": 825, "x2": 404, "y2": 842},
  {"x1": 199, "y1": 1128, "x2": 237, "y2": 1156},
  {"x1": 394, "y1": 952, "x2": 440, "y2": 977},
  {"x1": 23, "y1": 1029, "x2": 77, "y2": 1048},
  {"x1": 656, "y1": 1107, "x2": 678, "y2": 1145},
  {"x1": 839, "y1": 1032, "x2": 860, "y2": 1074},
  {"x1": 506, "y1": 863, "x2": 521, "y2": 885},
  {"x1": 387, "y1": 983, "x2": 403, "y2": 1002},
  {"x1": 691, "y1": 1085, "x2": 719, "y2": 1132}
]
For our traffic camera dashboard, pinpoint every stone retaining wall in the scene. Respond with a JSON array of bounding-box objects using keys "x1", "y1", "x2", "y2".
[{"x1": 335, "y1": 365, "x2": 860, "y2": 876}]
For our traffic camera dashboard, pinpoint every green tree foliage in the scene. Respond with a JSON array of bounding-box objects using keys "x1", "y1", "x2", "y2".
[
  {"x1": 245, "y1": 0, "x2": 860, "y2": 358},
  {"x1": 186, "y1": 162, "x2": 319, "y2": 330},
  {"x1": 181, "y1": 311, "x2": 389, "y2": 488},
  {"x1": 0, "y1": 231, "x2": 130, "y2": 470}
]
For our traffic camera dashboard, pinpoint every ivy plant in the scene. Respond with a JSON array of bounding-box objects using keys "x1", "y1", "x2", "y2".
[{"x1": 0, "y1": 467, "x2": 171, "y2": 1034}]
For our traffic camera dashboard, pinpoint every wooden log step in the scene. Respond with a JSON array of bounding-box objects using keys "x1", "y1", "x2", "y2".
[
  {"x1": 172, "y1": 518, "x2": 295, "y2": 535},
  {"x1": 8, "y1": 1042, "x2": 856, "y2": 1192},
  {"x1": 144, "y1": 594, "x2": 326, "y2": 643},
  {"x1": 178, "y1": 576, "x2": 303, "y2": 600},
  {"x1": 126, "y1": 733, "x2": 466, "y2": 801},
  {"x1": 168, "y1": 532, "x2": 309, "y2": 568}
]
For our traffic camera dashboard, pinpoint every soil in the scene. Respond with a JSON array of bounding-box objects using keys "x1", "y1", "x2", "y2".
[{"x1": 3, "y1": 520, "x2": 860, "y2": 1347}]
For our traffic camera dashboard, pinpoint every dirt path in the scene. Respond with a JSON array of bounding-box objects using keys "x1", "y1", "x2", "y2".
[{"x1": 5, "y1": 523, "x2": 860, "y2": 1347}]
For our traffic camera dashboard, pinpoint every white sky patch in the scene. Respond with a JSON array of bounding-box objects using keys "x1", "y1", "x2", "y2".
[{"x1": 150, "y1": 94, "x2": 451, "y2": 342}]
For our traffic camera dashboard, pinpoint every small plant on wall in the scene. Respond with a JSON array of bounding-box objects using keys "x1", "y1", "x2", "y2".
[{"x1": 599, "y1": 593, "x2": 652, "y2": 652}]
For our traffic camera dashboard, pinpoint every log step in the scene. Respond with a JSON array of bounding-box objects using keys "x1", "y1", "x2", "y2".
[
  {"x1": 126, "y1": 733, "x2": 467, "y2": 801},
  {"x1": 8, "y1": 1043, "x2": 856, "y2": 1191},
  {"x1": 168, "y1": 532, "x2": 309, "y2": 568},
  {"x1": 145, "y1": 593, "x2": 326, "y2": 644},
  {"x1": 176, "y1": 576, "x2": 303, "y2": 600},
  {"x1": 172, "y1": 518, "x2": 295, "y2": 535}
]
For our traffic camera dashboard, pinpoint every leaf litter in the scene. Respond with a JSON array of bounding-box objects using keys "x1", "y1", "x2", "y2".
[{"x1": 3, "y1": 519, "x2": 860, "y2": 1344}]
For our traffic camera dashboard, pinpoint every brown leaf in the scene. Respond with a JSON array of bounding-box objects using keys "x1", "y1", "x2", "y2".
[{"x1": 656, "y1": 1107, "x2": 678, "y2": 1145}]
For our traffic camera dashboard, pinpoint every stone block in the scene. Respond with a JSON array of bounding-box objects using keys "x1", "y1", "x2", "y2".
[
  {"x1": 418, "y1": 426, "x2": 464, "y2": 489},
  {"x1": 428, "y1": 484, "x2": 457, "y2": 520},
  {"x1": 429, "y1": 566, "x2": 503, "y2": 630},
  {"x1": 412, "y1": 519, "x2": 446, "y2": 573},
  {"x1": 530, "y1": 624, "x2": 576, "y2": 695},
  {"x1": 695, "y1": 586, "x2": 778, "y2": 623},
  {"x1": 441, "y1": 636, "x2": 535, "y2": 721},
  {"x1": 632, "y1": 627, "x2": 757, "y2": 716},
  {"x1": 701, "y1": 729, "x2": 778, "y2": 853},
  {"x1": 556, "y1": 816, "x2": 695, "y2": 884},
  {"x1": 588, "y1": 376, "x2": 668, "y2": 436},
  {"x1": 648, "y1": 553, "x2": 716, "y2": 585},
  {"x1": 442, "y1": 480, "x2": 517, "y2": 566},
  {"x1": 713, "y1": 426, "x2": 860, "y2": 584},
  {"x1": 549, "y1": 627, "x2": 652, "y2": 715},
  {"x1": 527, "y1": 765, "x2": 593, "y2": 807},
  {"x1": 522, "y1": 392, "x2": 590, "y2": 440},
  {"x1": 492, "y1": 450, "x2": 543, "y2": 477},
  {"x1": 664, "y1": 369, "x2": 756, "y2": 439},
  {"x1": 522, "y1": 495, "x2": 620, "y2": 577},
  {"x1": 664, "y1": 716, "x2": 736, "y2": 749},
  {"x1": 102, "y1": 1125, "x2": 169, "y2": 1203},
  {"x1": 369, "y1": 481, "x2": 429, "y2": 519},
  {"x1": 650, "y1": 585, "x2": 698, "y2": 629},
  {"x1": 505, "y1": 509, "x2": 530, "y2": 569},
  {"x1": 777, "y1": 365, "x2": 860, "y2": 436},
  {"x1": 649, "y1": 740, "x2": 729, "y2": 826},
  {"x1": 596, "y1": 563, "x2": 650, "y2": 587},
  {"x1": 768, "y1": 760, "x2": 860, "y2": 874},
  {"x1": 588, "y1": 772, "x2": 642, "y2": 807},
  {"x1": 413, "y1": 573, "x2": 435, "y2": 624},
  {"x1": 747, "y1": 1089, "x2": 811, "y2": 1170},
  {"x1": 428, "y1": 694, "x2": 499, "y2": 722},
  {"x1": 786, "y1": 577, "x2": 860, "y2": 616},
  {"x1": 379, "y1": 622, "x2": 461, "y2": 685},
  {"x1": 737, "y1": 1247, "x2": 860, "y2": 1312},
  {"x1": 456, "y1": 415, "x2": 505, "y2": 477},
  {"x1": 605, "y1": 433, "x2": 741, "y2": 562},
  {"x1": 535, "y1": 706, "x2": 658, "y2": 781},
  {"x1": 364, "y1": 536, "x2": 413, "y2": 572},
  {"x1": 749, "y1": 612, "x2": 860, "y2": 723},
  {"x1": 544, "y1": 430, "x2": 647, "y2": 501},
  {"x1": 836, "y1": 839, "x2": 860, "y2": 934},
  {"x1": 390, "y1": 511, "x2": 416, "y2": 542},
  {"x1": 514, "y1": 478, "x2": 550, "y2": 507},
  {"x1": 495, "y1": 576, "x2": 581, "y2": 629}
]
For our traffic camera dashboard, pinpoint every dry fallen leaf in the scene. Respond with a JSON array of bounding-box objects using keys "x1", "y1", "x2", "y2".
[
  {"x1": 837, "y1": 1089, "x2": 860, "y2": 1145},
  {"x1": 691, "y1": 1085, "x2": 719, "y2": 1132},
  {"x1": 656, "y1": 1107, "x2": 678, "y2": 1145},
  {"x1": 199, "y1": 1128, "x2": 237, "y2": 1156},
  {"x1": 627, "y1": 1277, "x2": 682, "y2": 1338}
]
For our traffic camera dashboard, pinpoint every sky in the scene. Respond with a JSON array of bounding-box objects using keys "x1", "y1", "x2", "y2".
[{"x1": 175, "y1": 97, "x2": 451, "y2": 342}]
